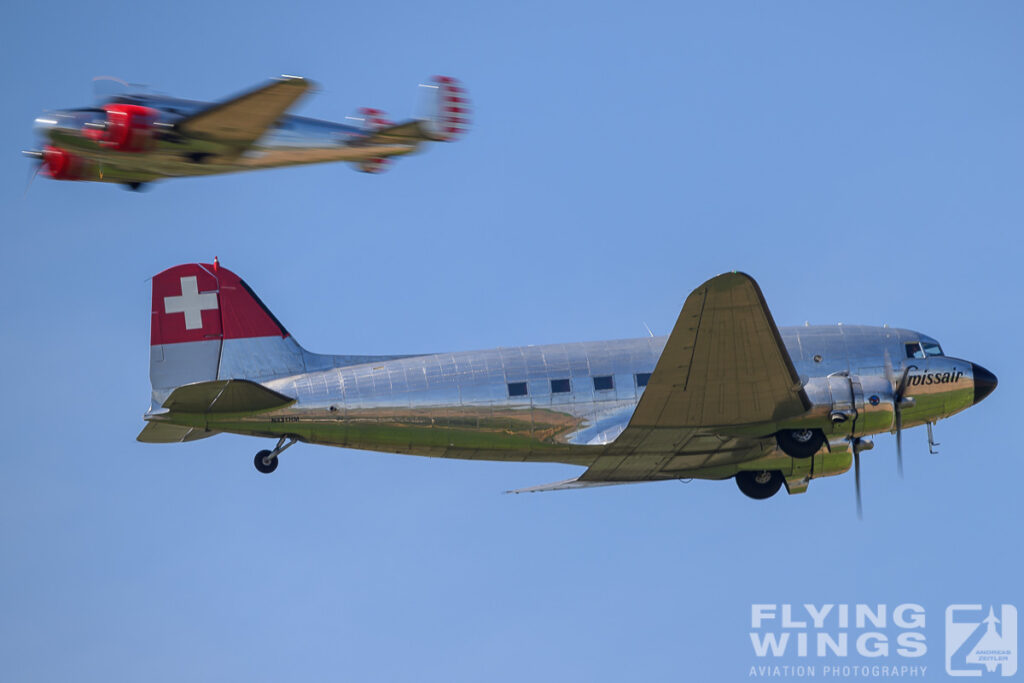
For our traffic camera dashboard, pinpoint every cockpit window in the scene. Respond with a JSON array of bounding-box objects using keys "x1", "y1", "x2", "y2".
[
  {"x1": 905, "y1": 342, "x2": 925, "y2": 359},
  {"x1": 906, "y1": 341, "x2": 944, "y2": 359}
]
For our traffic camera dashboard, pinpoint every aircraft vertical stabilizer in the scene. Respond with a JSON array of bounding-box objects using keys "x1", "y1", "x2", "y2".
[{"x1": 149, "y1": 261, "x2": 305, "y2": 406}]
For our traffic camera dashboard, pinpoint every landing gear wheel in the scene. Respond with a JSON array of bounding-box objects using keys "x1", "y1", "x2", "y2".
[
  {"x1": 735, "y1": 470, "x2": 784, "y2": 500},
  {"x1": 776, "y1": 428, "x2": 826, "y2": 459},
  {"x1": 254, "y1": 449, "x2": 278, "y2": 474}
]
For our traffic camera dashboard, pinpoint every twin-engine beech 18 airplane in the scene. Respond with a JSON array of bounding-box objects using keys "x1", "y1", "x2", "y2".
[
  {"x1": 23, "y1": 75, "x2": 468, "y2": 190},
  {"x1": 140, "y1": 262, "x2": 996, "y2": 511}
]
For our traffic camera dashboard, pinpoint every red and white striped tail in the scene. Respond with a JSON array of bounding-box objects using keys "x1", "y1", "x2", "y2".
[{"x1": 430, "y1": 76, "x2": 470, "y2": 142}]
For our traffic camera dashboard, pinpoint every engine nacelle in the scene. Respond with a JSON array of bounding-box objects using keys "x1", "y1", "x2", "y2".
[
  {"x1": 42, "y1": 145, "x2": 93, "y2": 181},
  {"x1": 798, "y1": 373, "x2": 896, "y2": 438},
  {"x1": 356, "y1": 158, "x2": 390, "y2": 174},
  {"x1": 354, "y1": 107, "x2": 392, "y2": 174},
  {"x1": 85, "y1": 104, "x2": 158, "y2": 152},
  {"x1": 356, "y1": 107, "x2": 392, "y2": 131}
]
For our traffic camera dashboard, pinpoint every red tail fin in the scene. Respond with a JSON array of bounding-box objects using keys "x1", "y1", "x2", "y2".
[
  {"x1": 151, "y1": 262, "x2": 288, "y2": 347},
  {"x1": 150, "y1": 262, "x2": 300, "y2": 401}
]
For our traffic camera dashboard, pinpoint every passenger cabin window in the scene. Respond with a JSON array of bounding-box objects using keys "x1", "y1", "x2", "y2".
[
  {"x1": 593, "y1": 375, "x2": 614, "y2": 391},
  {"x1": 635, "y1": 372, "x2": 652, "y2": 388},
  {"x1": 550, "y1": 378, "x2": 571, "y2": 394},
  {"x1": 507, "y1": 382, "x2": 528, "y2": 397}
]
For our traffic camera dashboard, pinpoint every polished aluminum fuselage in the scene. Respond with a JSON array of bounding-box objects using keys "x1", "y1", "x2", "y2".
[{"x1": 178, "y1": 324, "x2": 977, "y2": 476}]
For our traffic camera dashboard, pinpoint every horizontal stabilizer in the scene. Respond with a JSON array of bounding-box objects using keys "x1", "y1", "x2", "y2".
[
  {"x1": 160, "y1": 379, "x2": 295, "y2": 414},
  {"x1": 506, "y1": 477, "x2": 640, "y2": 494},
  {"x1": 361, "y1": 120, "x2": 433, "y2": 145},
  {"x1": 136, "y1": 422, "x2": 220, "y2": 443}
]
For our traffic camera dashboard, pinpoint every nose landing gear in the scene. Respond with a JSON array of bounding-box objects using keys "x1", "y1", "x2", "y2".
[{"x1": 254, "y1": 436, "x2": 297, "y2": 474}]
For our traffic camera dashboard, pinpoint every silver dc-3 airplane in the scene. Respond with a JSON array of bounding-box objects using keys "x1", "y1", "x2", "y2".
[
  {"x1": 23, "y1": 75, "x2": 468, "y2": 190},
  {"x1": 140, "y1": 262, "x2": 996, "y2": 512}
]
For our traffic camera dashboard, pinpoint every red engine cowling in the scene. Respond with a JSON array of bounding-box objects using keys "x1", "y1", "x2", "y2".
[
  {"x1": 42, "y1": 145, "x2": 92, "y2": 180},
  {"x1": 84, "y1": 104, "x2": 158, "y2": 152}
]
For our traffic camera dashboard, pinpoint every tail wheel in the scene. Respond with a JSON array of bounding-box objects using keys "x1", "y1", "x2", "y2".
[
  {"x1": 776, "y1": 428, "x2": 826, "y2": 459},
  {"x1": 254, "y1": 450, "x2": 278, "y2": 474},
  {"x1": 736, "y1": 470, "x2": 784, "y2": 500}
]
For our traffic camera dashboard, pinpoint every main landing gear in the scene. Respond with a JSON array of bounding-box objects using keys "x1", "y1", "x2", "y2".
[
  {"x1": 254, "y1": 436, "x2": 297, "y2": 474},
  {"x1": 735, "y1": 470, "x2": 784, "y2": 499},
  {"x1": 775, "y1": 428, "x2": 826, "y2": 459}
]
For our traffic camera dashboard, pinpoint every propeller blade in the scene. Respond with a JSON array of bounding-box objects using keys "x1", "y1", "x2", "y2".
[
  {"x1": 895, "y1": 407, "x2": 904, "y2": 478},
  {"x1": 24, "y1": 166, "x2": 40, "y2": 197},
  {"x1": 885, "y1": 350, "x2": 911, "y2": 476},
  {"x1": 895, "y1": 365, "x2": 912, "y2": 400},
  {"x1": 854, "y1": 445, "x2": 863, "y2": 520},
  {"x1": 22, "y1": 152, "x2": 43, "y2": 198},
  {"x1": 893, "y1": 364, "x2": 911, "y2": 477}
]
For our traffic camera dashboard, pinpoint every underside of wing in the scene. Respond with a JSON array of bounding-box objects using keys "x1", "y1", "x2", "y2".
[
  {"x1": 578, "y1": 435, "x2": 771, "y2": 482},
  {"x1": 578, "y1": 272, "x2": 808, "y2": 482},
  {"x1": 174, "y1": 76, "x2": 313, "y2": 150},
  {"x1": 513, "y1": 436, "x2": 773, "y2": 489},
  {"x1": 506, "y1": 477, "x2": 636, "y2": 494}
]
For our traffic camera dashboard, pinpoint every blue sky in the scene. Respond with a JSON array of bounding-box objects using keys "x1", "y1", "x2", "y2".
[{"x1": 1, "y1": 2, "x2": 1021, "y2": 681}]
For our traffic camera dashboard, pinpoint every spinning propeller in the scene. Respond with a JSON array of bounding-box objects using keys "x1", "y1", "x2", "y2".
[
  {"x1": 884, "y1": 349, "x2": 914, "y2": 478},
  {"x1": 853, "y1": 438, "x2": 864, "y2": 519},
  {"x1": 852, "y1": 351, "x2": 914, "y2": 519},
  {"x1": 22, "y1": 150, "x2": 44, "y2": 196},
  {"x1": 848, "y1": 437, "x2": 876, "y2": 520}
]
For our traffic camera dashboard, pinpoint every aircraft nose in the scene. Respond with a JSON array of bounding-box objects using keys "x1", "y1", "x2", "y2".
[{"x1": 971, "y1": 363, "x2": 998, "y2": 405}]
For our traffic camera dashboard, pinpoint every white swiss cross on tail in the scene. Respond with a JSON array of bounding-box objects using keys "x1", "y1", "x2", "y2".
[{"x1": 164, "y1": 276, "x2": 218, "y2": 330}]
